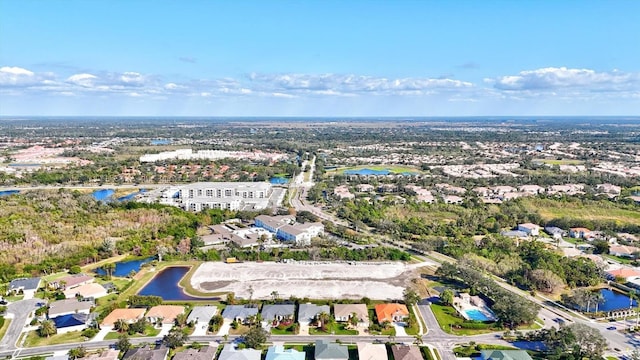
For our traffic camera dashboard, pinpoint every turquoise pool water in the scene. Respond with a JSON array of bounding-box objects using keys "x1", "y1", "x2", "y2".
[{"x1": 464, "y1": 309, "x2": 492, "y2": 321}]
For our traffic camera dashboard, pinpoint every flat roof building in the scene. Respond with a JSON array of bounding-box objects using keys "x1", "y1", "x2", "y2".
[{"x1": 178, "y1": 182, "x2": 273, "y2": 211}]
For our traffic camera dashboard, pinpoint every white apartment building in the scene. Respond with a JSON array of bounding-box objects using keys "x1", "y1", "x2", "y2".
[{"x1": 179, "y1": 182, "x2": 273, "y2": 211}]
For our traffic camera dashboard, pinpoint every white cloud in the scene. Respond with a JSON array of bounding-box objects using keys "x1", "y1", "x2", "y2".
[
  {"x1": 0, "y1": 66, "x2": 39, "y2": 86},
  {"x1": 248, "y1": 73, "x2": 472, "y2": 96},
  {"x1": 490, "y1": 67, "x2": 640, "y2": 91},
  {"x1": 66, "y1": 73, "x2": 98, "y2": 87}
]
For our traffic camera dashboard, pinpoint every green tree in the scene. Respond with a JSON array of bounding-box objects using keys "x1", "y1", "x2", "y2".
[
  {"x1": 403, "y1": 288, "x2": 420, "y2": 306},
  {"x1": 68, "y1": 265, "x2": 82, "y2": 274},
  {"x1": 68, "y1": 346, "x2": 87, "y2": 360},
  {"x1": 348, "y1": 312, "x2": 359, "y2": 329},
  {"x1": 38, "y1": 320, "x2": 57, "y2": 338},
  {"x1": 114, "y1": 319, "x2": 129, "y2": 333},
  {"x1": 163, "y1": 327, "x2": 188, "y2": 349},
  {"x1": 243, "y1": 326, "x2": 269, "y2": 349},
  {"x1": 115, "y1": 333, "x2": 131, "y2": 353},
  {"x1": 440, "y1": 289, "x2": 454, "y2": 306}
]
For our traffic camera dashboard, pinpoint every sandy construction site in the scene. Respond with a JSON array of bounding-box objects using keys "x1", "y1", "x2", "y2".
[{"x1": 190, "y1": 260, "x2": 433, "y2": 300}]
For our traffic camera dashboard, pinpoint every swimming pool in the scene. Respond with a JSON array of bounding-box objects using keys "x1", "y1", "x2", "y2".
[{"x1": 464, "y1": 308, "x2": 492, "y2": 321}]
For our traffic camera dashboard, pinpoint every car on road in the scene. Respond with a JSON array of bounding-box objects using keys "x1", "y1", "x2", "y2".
[{"x1": 607, "y1": 326, "x2": 617, "y2": 330}]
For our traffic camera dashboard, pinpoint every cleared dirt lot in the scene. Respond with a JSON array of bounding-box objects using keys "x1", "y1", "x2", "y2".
[{"x1": 190, "y1": 260, "x2": 432, "y2": 300}]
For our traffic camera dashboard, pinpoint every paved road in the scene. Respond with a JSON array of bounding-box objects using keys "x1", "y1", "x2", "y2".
[{"x1": 0, "y1": 299, "x2": 40, "y2": 351}]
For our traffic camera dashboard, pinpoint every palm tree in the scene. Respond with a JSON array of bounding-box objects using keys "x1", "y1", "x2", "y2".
[
  {"x1": 175, "y1": 312, "x2": 188, "y2": 328},
  {"x1": 38, "y1": 320, "x2": 57, "y2": 338},
  {"x1": 103, "y1": 263, "x2": 115, "y2": 279},
  {"x1": 348, "y1": 312, "x2": 359, "y2": 329},
  {"x1": 114, "y1": 319, "x2": 129, "y2": 333},
  {"x1": 318, "y1": 312, "x2": 331, "y2": 331},
  {"x1": 413, "y1": 334, "x2": 423, "y2": 346}
]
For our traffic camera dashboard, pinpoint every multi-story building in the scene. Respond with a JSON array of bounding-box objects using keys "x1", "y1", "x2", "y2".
[{"x1": 178, "y1": 182, "x2": 273, "y2": 211}]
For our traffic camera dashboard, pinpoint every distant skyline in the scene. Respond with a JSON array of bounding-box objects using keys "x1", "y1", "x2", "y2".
[{"x1": 1, "y1": 1, "x2": 639, "y2": 116}]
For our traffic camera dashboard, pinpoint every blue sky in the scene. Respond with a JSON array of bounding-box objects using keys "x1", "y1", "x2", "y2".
[{"x1": 1, "y1": 0, "x2": 639, "y2": 116}]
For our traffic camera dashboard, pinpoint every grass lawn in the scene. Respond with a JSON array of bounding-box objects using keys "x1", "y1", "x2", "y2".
[
  {"x1": 309, "y1": 322, "x2": 358, "y2": 335},
  {"x1": 271, "y1": 324, "x2": 297, "y2": 335},
  {"x1": 0, "y1": 318, "x2": 11, "y2": 342},
  {"x1": 430, "y1": 304, "x2": 496, "y2": 336},
  {"x1": 103, "y1": 325, "x2": 160, "y2": 340},
  {"x1": 228, "y1": 324, "x2": 250, "y2": 335},
  {"x1": 24, "y1": 330, "x2": 87, "y2": 347},
  {"x1": 405, "y1": 308, "x2": 421, "y2": 335},
  {"x1": 533, "y1": 159, "x2": 584, "y2": 166},
  {"x1": 520, "y1": 198, "x2": 640, "y2": 225}
]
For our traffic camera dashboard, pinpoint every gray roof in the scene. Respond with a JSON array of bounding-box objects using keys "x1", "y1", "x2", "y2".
[
  {"x1": 123, "y1": 345, "x2": 169, "y2": 360},
  {"x1": 187, "y1": 306, "x2": 219, "y2": 324},
  {"x1": 315, "y1": 340, "x2": 349, "y2": 360},
  {"x1": 48, "y1": 298, "x2": 94, "y2": 318},
  {"x1": 480, "y1": 350, "x2": 533, "y2": 360},
  {"x1": 261, "y1": 304, "x2": 295, "y2": 321},
  {"x1": 218, "y1": 345, "x2": 261, "y2": 360},
  {"x1": 544, "y1": 226, "x2": 565, "y2": 235},
  {"x1": 222, "y1": 305, "x2": 258, "y2": 320},
  {"x1": 501, "y1": 230, "x2": 528, "y2": 238},
  {"x1": 298, "y1": 304, "x2": 330, "y2": 322},
  {"x1": 9, "y1": 277, "x2": 41, "y2": 291},
  {"x1": 173, "y1": 346, "x2": 217, "y2": 360}
]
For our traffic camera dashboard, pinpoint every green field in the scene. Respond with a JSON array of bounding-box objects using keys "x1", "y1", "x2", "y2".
[
  {"x1": 0, "y1": 318, "x2": 10, "y2": 343},
  {"x1": 24, "y1": 330, "x2": 88, "y2": 347},
  {"x1": 330, "y1": 165, "x2": 422, "y2": 175},
  {"x1": 520, "y1": 198, "x2": 640, "y2": 225},
  {"x1": 533, "y1": 159, "x2": 585, "y2": 166},
  {"x1": 308, "y1": 322, "x2": 358, "y2": 335}
]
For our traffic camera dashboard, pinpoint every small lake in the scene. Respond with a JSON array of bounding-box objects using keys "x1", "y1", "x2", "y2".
[
  {"x1": 587, "y1": 289, "x2": 638, "y2": 312},
  {"x1": 96, "y1": 257, "x2": 154, "y2": 277},
  {"x1": 92, "y1": 189, "x2": 115, "y2": 201},
  {"x1": 138, "y1": 266, "x2": 219, "y2": 301},
  {"x1": 117, "y1": 189, "x2": 147, "y2": 201},
  {"x1": 0, "y1": 190, "x2": 20, "y2": 197},
  {"x1": 150, "y1": 139, "x2": 171, "y2": 145}
]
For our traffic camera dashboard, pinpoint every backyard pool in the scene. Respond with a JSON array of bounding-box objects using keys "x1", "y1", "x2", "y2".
[{"x1": 464, "y1": 309, "x2": 493, "y2": 322}]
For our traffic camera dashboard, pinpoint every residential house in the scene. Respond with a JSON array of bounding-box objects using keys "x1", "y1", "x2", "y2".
[
  {"x1": 333, "y1": 304, "x2": 369, "y2": 327},
  {"x1": 187, "y1": 306, "x2": 218, "y2": 328},
  {"x1": 356, "y1": 184, "x2": 375, "y2": 192},
  {"x1": 218, "y1": 345, "x2": 261, "y2": 360},
  {"x1": 261, "y1": 304, "x2": 295, "y2": 324},
  {"x1": 569, "y1": 227, "x2": 591, "y2": 239},
  {"x1": 221, "y1": 305, "x2": 259, "y2": 324},
  {"x1": 480, "y1": 350, "x2": 533, "y2": 360},
  {"x1": 146, "y1": 305, "x2": 184, "y2": 324},
  {"x1": 333, "y1": 185, "x2": 355, "y2": 200},
  {"x1": 173, "y1": 346, "x2": 217, "y2": 360},
  {"x1": 298, "y1": 303, "x2": 330, "y2": 325},
  {"x1": 53, "y1": 274, "x2": 94, "y2": 290},
  {"x1": 265, "y1": 345, "x2": 305, "y2": 360},
  {"x1": 78, "y1": 349, "x2": 120, "y2": 360},
  {"x1": 375, "y1": 303, "x2": 409, "y2": 323},
  {"x1": 52, "y1": 313, "x2": 91, "y2": 334},
  {"x1": 472, "y1": 187, "x2": 491, "y2": 197},
  {"x1": 605, "y1": 268, "x2": 640, "y2": 282},
  {"x1": 123, "y1": 345, "x2": 169, "y2": 360},
  {"x1": 378, "y1": 184, "x2": 397, "y2": 193},
  {"x1": 517, "y1": 223, "x2": 540, "y2": 236},
  {"x1": 356, "y1": 343, "x2": 387, "y2": 360},
  {"x1": 500, "y1": 230, "x2": 529, "y2": 239},
  {"x1": 101, "y1": 308, "x2": 146, "y2": 328},
  {"x1": 315, "y1": 340, "x2": 349, "y2": 360},
  {"x1": 63, "y1": 283, "x2": 108, "y2": 299},
  {"x1": 544, "y1": 226, "x2": 566, "y2": 240},
  {"x1": 391, "y1": 345, "x2": 422, "y2": 360},
  {"x1": 9, "y1": 277, "x2": 41, "y2": 299},
  {"x1": 609, "y1": 245, "x2": 640, "y2": 258},
  {"x1": 597, "y1": 183, "x2": 622, "y2": 195},
  {"x1": 48, "y1": 298, "x2": 94, "y2": 318},
  {"x1": 443, "y1": 195, "x2": 463, "y2": 204},
  {"x1": 492, "y1": 186, "x2": 516, "y2": 195},
  {"x1": 519, "y1": 185, "x2": 545, "y2": 195}
]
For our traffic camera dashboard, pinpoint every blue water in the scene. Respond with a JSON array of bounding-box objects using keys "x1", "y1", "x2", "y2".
[
  {"x1": 269, "y1": 177, "x2": 289, "y2": 185},
  {"x1": 464, "y1": 309, "x2": 492, "y2": 321},
  {"x1": 117, "y1": 189, "x2": 147, "y2": 201},
  {"x1": 138, "y1": 266, "x2": 219, "y2": 301},
  {"x1": 95, "y1": 257, "x2": 154, "y2": 277},
  {"x1": 0, "y1": 190, "x2": 20, "y2": 197},
  {"x1": 150, "y1": 139, "x2": 171, "y2": 145},
  {"x1": 92, "y1": 189, "x2": 115, "y2": 201},
  {"x1": 344, "y1": 168, "x2": 391, "y2": 176},
  {"x1": 587, "y1": 289, "x2": 638, "y2": 312}
]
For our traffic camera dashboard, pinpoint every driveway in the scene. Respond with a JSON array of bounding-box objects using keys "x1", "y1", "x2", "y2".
[
  {"x1": 217, "y1": 319, "x2": 232, "y2": 336},
  {"x1": 157, "y1": 324, "x2": 173, "y2": 337},
  {"x1": 192, "y1": 321, "x2": 208, "y2": 336},
  {"x1": 90, "y1": 327, "x2": 112, "y2": 342},
  {"x1": 0, "y1": 299, "x2": 40, "y2": 350},
  {"x1": 393, "y1": 323, "x2": 408, "y2": 337}
]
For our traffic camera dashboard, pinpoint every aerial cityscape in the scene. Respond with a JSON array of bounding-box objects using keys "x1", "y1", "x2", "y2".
[{"x1": 1, "y1": 2, "x2": 639, "y2": 360}]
